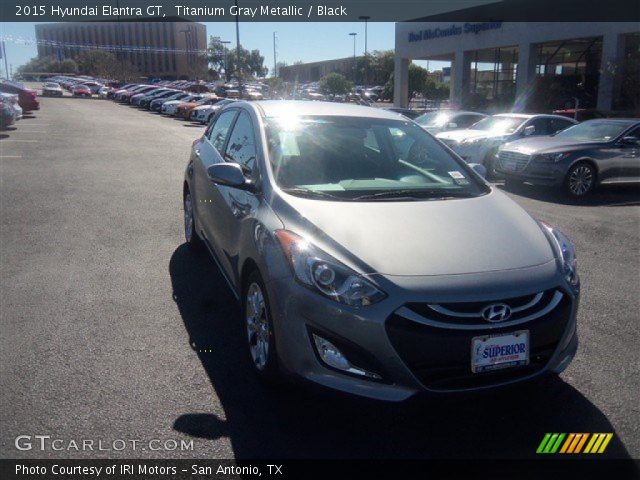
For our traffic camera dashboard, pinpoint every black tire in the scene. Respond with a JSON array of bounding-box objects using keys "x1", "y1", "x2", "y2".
[
  {"x1": 564, "y1": 161, "x2": 596, "y2": 197},
  {"x1": 242, "y1": 270, "x2": 280, "y2": 384},
  {"x1": 504, "y1": 177, "x2": 523, "y2": 189},
  {"x1": 183, "y1": 188, "x2": 204, "y2": 251}
]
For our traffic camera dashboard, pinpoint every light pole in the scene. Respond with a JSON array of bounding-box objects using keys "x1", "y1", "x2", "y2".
[
  {"x1": 273, "y1": 32, "x2": 277, "y2": 78},
  {"x1": 235, "y1": 0, "x2": 242, "y2": 86},
  {"x1": 349, "y1": 32, "x2": 357, "y2": 83},
  {"x1": 359, "y1": 16, "x2": 370, "y2": 86}
]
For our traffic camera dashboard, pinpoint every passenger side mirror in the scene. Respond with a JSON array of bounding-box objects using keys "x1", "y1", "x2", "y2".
[
  {"x1": 446, "y1": 122, "x2": 458, "y2": 129},
  {"x1": 468, "y1": 163, "x2": 487, "y2": 178},
  {"x1": 207, "y1": 163, "x2": 254, "y2": 191},
  {"x1": 523, "y1": 125, "x2": 536, "y2": 136},
  {"x1": 620, "y1": 136, "x2": 640, "y2": 147}
]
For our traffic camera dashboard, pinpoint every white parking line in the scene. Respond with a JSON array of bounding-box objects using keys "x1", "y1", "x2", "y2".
[
  {"x1": 0, "y1": 139, "x2": 39, "y2": 143},
  {"x1": 0, "y1": 155, "x2": 22, "y2": 158}
]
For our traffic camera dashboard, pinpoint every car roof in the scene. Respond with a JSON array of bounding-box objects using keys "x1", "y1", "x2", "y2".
[
  {"x1": 581, "y1": 118, "x2": 639, "y2": 125},
  {"x1": 252, "y1": 100, "x2": 406, "y2": 120}
]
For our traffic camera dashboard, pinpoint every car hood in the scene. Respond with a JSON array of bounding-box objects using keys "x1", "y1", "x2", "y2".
[
  {"x1": 192, "y1": 105, "x2": 215, "y2": 111},
  {"x1": 276, "y1": 189, "x2": 555, "y2": 276},
  {"x1": 501, "y1": 136, "x2": 602, "y2": 154},
  {"x1": 436, "y1": 129, "x2": 508, "y2": 142}
]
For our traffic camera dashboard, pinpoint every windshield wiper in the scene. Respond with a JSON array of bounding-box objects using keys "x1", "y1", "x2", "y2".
[
  {"x1": 352, "y1": 189, "x2": 475, "y2": 201},
  {"x1": 281, "y1": 187, "x2": 346, "y2": 201}
]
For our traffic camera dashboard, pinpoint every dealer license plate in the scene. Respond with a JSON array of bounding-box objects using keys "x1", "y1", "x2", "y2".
[{"x1": 471, "y1": 330, "x2": 529, "y2": 373}]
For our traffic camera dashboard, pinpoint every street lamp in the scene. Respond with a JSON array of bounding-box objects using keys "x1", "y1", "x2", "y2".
[
  {"x1": 359, "y1": 16, "x2": 371, "y2": 86},
  {"x1": 349, "y1": 32, "x2": 357, "y2": 83}
]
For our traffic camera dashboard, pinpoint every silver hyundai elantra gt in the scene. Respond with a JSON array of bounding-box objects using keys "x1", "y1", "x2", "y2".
[{"x1": 183, "y1": 100, "x2": 580, "y2": 401}]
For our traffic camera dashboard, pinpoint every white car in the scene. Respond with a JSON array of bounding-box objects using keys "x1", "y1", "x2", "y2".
[
  {"x1": 0, "y1": 93, "x2": 22, "y2": 120},
  {"x1": 98, "y1": 86, "x2": 112, "y2": 99},
  {"x1": 435, "y1": 113, "x2": 578, "y2": 170},
  {"x1": 161, "y1": 94, "x2": 202, "y2": 116},
  {"x1": 191, "y1": 99, "x2": 237, "y2": 124}
]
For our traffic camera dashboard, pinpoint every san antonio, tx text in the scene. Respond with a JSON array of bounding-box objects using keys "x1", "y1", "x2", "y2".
[{"x1": 16, "y1": 463, "x2": 283, "y2": 476}]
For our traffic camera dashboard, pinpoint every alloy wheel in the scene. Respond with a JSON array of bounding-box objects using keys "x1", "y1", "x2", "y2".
[
  {"x1": 568, "y1": 165, "x2": 594, "y2": 196},
  {"x1": 245, "y1": 283, "x2": 270, "y2": 370},
  {"x1": 184, "y1": 193, "x2": 194, "y2": 242}
]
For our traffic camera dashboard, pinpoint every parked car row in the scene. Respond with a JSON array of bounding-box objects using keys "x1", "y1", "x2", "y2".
[
  {"x1": 405, "y1": 108, "x2": 639, "y2": 196},
  {"x1": 106, "y1": 83, "x2": 239, "y2": 124}
]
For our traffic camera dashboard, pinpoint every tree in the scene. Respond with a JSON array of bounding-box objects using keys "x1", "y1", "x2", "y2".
[
  {"x1": 421, "y1": 77, "x2": 450, "y2": 101},
  {"x1": 383, "y1": 63, "x2": 430, "y2": 103},
  {"x1": 319, "y1": 72, "x2": 353, "y2": 98},
  {"x1": 207, "y1": 36, "x2": 268, "y2": 81}
]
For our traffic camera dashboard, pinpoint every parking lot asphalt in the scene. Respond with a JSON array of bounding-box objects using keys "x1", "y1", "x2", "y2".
[{"x1": 1, "y1": 93, "x2": 639, "y2": 460}]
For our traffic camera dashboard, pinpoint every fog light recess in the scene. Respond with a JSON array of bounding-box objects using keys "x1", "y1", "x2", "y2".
[{"x1": 312, "y1": 334, "x2": 381, "y2": 380}]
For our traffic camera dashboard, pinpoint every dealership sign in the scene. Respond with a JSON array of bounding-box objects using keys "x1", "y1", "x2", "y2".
[{"x1": 408, "y1": 22, "x2": 503, "y2": 42}]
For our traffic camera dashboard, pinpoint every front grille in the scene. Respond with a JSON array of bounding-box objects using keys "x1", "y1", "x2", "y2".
[
  {"x1": 498, "y1": 150, "x2": 531, "y2": 172},
  {"x1": 403, "y1": 289, "x2": 562, "y2": 328},
  {"x1": 386, "y1": 290, "x2": 572, "y2": 391}
]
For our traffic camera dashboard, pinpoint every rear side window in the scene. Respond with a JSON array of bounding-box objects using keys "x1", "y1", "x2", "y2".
[
  {"x1": 224, "y1": 111, "x2": 258, "y2": 177},
  {"x1": 549, "y1": 118, "x2": 575, "y2": 134},
  {"x1": 456, "y1": 114, "x2": 484, "y2": 128},
  {"x1": 206, "y1": 110, "x2": 237, "y2": 154}
]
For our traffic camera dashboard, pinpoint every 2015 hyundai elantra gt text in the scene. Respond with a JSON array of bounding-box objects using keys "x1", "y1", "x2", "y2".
[{"x1": 183, "y1": 101, "x2": 580, "y2": 401}]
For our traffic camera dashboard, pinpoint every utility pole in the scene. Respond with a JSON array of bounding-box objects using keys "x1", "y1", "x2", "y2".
[
  {"x1": 273, "y1": 32, "x2": 277, "y2": 78},
  {"x1": 235, "y1": 0, "x2": 241, "y2": 86},
  {"x1": 359, "y1": 16, "x2": 370, "y2": 86},
  {"x1": 1, "y1": 41, "x2": 9, "y2": 80},
  {"x1": 349, "y1": 32, "x2": 357, "y2": 83}
]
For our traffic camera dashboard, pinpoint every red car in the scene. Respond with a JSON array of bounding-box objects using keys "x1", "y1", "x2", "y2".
[
  {"x1": 0, "y1": 81, "x2": 40, "y2": 111},
  {"x1": 72, "y1": 85, "x2": 92, "y2": 97}
]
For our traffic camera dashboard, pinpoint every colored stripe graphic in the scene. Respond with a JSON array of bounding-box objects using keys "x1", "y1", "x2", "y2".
[
  {"x1": 537, "y1": 433, "x2": 552, "y2": 453},
  {"x1": 537, "y1": 433, "x2": 613, "y2": 454}
]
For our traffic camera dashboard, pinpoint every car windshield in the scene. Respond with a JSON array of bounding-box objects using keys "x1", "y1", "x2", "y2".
[
  {"x1": 414, "y1": 111, "x2": 454, "y2": 127},
  {"x1": 266, "y1": 115, "x2": 487, "y2": 201},
  {"x1": 471, "y1": 116, "x2": 524, "y2": 134},
  {"x1": 554, "y1": 121, "x2": 631, "y2": 142}
]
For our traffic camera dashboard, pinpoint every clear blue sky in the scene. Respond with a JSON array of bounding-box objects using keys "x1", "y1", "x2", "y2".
[{"x1": 1, "y1": 21, "x2": 440, "y2": 73}]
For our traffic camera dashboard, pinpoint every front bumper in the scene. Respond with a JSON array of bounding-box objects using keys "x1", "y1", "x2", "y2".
[
  {"x1": 496, "y1": 156, "x2": 567, "y2": 186},
  {"x1": 265, "y1": 265, "x2": 579, "y2": 401}
]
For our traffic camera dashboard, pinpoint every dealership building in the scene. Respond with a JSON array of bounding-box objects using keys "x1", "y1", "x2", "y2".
[
  {"x1": 394, "y1": 22, "x2": 639, "y2": 113},
  {"x1": 35, "y1": 22, "x2": 206, "y2": 79}
]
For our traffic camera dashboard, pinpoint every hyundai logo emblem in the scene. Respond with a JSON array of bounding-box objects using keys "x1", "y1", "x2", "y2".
[{"x1": 482, "y1": 303, "x2": 512, "y2": 322}]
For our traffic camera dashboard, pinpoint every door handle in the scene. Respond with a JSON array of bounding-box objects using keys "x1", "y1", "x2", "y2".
[{"x1": 194, "y1": 149, "x2": 201, "y2": 157}]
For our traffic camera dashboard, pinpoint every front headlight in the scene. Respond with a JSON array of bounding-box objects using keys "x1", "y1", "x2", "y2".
[
  {"x1": 535, "y1": 152, "x2": 570, "y2": 163},
  {"x1": 539, "y1": 221, "x2": 578, "y2": 286},
  {"x1": 274, "y1": 230, "x2": 386, "y2": 307}
]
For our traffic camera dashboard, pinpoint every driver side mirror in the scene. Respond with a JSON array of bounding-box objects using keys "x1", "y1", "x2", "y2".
[
  {"x1": 207, "y1": 163, "x2": 254, "y2": 191},
  {"x1": 523, "y1": 125, "x2": 536, "y2": 136},
  {"x1": 620, "y1": 136, "x2": 640, "y2": 147}
]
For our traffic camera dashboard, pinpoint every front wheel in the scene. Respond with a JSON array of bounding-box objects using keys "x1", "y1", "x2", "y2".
[
  {"x1": 183, "y1": 190, "x2": 203, "y2": 251},
  {"x1": 565, "y1": 162, "x2": 596, "y2": 197},
  {"x1": 242, "y1": 271, "x2": 280, "y2": 383}
]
